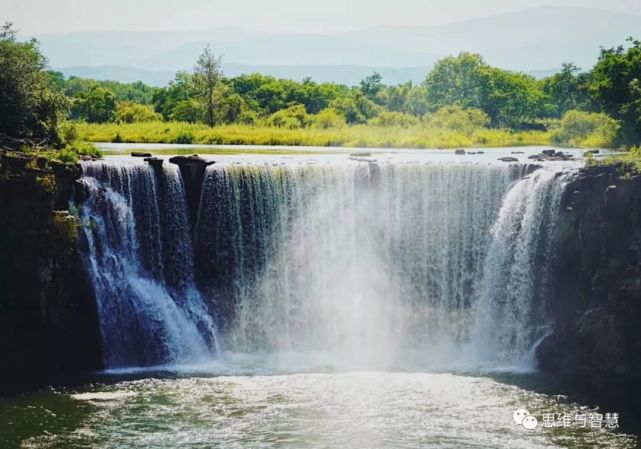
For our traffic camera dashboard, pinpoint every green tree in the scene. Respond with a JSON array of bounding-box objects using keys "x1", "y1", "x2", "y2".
[
  {"x1": 0, "y1": 23, "x2": 68, "y2": 145},
  {"x1": 70, "y1": 86, "x2": 116, "y2": 123},
  {"x1": 541, "y1": 63, "x2": 591, "y2": 117},
  {"x1": 590, "y1": 38, "x2": 641, "y2": 144},
  {"x1": 424, "y1": 53, "x2": 489, "y2": 111},
  {"x1": 194, "y1": 45, "x2": 223, "y2": 127},
  {"x1": 329, "y1": 91, "x2": 380, "y2": 124},
  {"x1": 360, "y1": 72, "x2": 383, "y2": 102},
  {"x1": 153, "y1": 71, "x2": 196, "y2": 120}
]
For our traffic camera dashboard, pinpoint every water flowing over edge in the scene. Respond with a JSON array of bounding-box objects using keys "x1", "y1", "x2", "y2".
[{"x1": 74, "y1": 158, "x2": 572, "y2": 372}]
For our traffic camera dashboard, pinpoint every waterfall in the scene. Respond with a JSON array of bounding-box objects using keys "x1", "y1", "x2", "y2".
[
  {"x1": 77, "y1": 161, "x2": 218, "y2": 368},
  {"x1": 76, "y1": 158, "x2": 570, "y2": 370}
]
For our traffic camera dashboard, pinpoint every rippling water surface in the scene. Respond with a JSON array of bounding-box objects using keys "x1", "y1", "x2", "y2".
[{"x1": 0, "y1": 355, "x2": 637, "y2": 448}]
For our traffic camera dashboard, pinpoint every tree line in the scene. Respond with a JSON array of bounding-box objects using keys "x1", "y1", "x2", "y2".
[{"x1": 2, "y1": 20, "x2": 640, "y2": 149}]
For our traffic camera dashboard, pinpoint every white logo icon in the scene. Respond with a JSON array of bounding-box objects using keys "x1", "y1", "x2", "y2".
[{"x1": 513, "y1": 409, "x2": 539, "y2": 430}]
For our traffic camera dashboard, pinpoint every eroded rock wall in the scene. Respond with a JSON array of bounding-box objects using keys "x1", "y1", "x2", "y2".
[
  {"x1": 537, "y1": 163, "x2": 641, "y2": 413},
  {"x1": 0, "y1": 153, "x2": 102, "y2": 395}
]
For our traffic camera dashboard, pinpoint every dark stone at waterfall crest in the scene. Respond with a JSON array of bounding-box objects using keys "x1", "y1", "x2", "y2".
[
  {"x1": 169, "y1": 154, "x2": 216, "y2": 167},
  {"x1": 537, "y1": 163, "x2": 641, "y2": 416},
  {"x1": 145, "y1": 157, "x2": 164, "y2": 168},
  {"x1": 131, "y1": 151, "x2": 152, "y2": 157},
  {"x1": 498, "y1": 157, "x2": 518, "y2": 162},
  {"x1": 169, "y1": 155, "x2": 215, "y2": 231}
]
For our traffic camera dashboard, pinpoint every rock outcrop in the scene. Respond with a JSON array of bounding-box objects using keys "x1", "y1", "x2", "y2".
[
  {"x1": 537, "y1": 163, "x2": 641, "y2": 414},
  {"x1": 169, "y1": 155, "x2": 215, "y2": 230},
  {"x1": 0, "y1": 151, "x2": 102, "y2": 395}
]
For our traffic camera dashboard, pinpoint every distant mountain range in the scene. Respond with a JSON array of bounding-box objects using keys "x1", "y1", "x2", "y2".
[{"x1": 30, "y1": 6, "x2": 641, "y2": 86}]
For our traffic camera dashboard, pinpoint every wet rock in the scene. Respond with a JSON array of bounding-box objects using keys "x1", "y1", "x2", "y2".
[
  {"x1": 511, "y1": 151, "x2": 525, "y2": 154},
  {"x1": 542, "y1": 149, "x2": 557, "y2": 156},
  {"x1": 169, "y1": 154, "x2": 216, "y2": 168},
  {"x1": 169, "y1": 155, "x2": 215, "y2": 230},
  {"x1": 537, "y1": 163, "x2": 641, "y2": 415},
  {"x1": 131, "y1": 151, "x2": 153, "y2": 158},
  {"x1": 350, "y1": 152, "x2": 372, "y2": 157},
  {"x1": 1, "y1": 153, "x2": 30, "y2": 173},
  {"x1": 144, "y1": 157, "x2": 164, "y2": 168},
  {"x1": 454, "y1": 149, "x2": 466, "y2": 155},
  {"x1": 498, "y1": 157, "x2": 518, "y2": 162}
]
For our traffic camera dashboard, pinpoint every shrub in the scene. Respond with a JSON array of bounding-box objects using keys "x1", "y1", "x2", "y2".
[
  {"x1": 114, "y1": 102, "x2": 163, "y2": 123},
  {"x1": 551, "y1": 110, "x2": 619, "y2": 148},
  {"x1": 312, "y1": 108, "x2": 346, "y2": 129},
  {"x1": 425, "y1": 106, "x2": 490, "y2": 134},
  {"x1": 267, "y1": 105, "x2": 310, "y2": 129},
  {"x1": 369, "y1": 111, "x2": 419, "y2": 128}
]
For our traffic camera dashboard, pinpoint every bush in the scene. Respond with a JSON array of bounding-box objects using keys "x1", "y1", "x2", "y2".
[
  {"x1": 312, "y1": 108, "x2": 346, "y2": 129},
  {"x1": 267, "y1": 104, "x2": 310, "y2": 129},
  {"x1": 114, "y1": 102, "x2": 163, "y2": 123},
  {"x1": 425, "y1": 106, "x2": 490, "y2": 134},
  {"x1": 551, "y1": 110, "x2": 619, "y2": 148},
  {"x1": 369, "y1": 111, "x2": 419, "y2": 128}
]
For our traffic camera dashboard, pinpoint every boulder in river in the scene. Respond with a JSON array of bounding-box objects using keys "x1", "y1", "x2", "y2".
[
  {"x1": 454, "y1": 149, "x2": 466, "y2": 155},
  {"x1": 498, "y1": 157, "x2": 519, "y2": 162},
  {"x1": 131, "y1": 151, "x2": 153, "y2": 158}
]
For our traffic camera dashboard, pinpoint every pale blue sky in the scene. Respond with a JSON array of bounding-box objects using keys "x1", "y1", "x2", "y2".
[{"x1": 3, "y1": 0, "x2": 641, "y2": 34}]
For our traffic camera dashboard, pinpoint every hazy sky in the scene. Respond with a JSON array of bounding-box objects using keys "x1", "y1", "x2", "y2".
[{"x1": 3, "y1": 0, "x2": 641, "y2": 34}]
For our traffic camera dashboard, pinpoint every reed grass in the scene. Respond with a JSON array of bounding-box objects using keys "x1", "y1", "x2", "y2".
[{"x1": 76, "y1": 121, "x2": 553, "y2": 149}]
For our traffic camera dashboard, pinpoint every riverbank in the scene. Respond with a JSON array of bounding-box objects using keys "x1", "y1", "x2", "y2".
[{"x1": 76, "y1": 121, "x2": 553, "y2": 149}]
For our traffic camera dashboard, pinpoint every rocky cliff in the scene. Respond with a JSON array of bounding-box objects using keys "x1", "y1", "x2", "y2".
[
  {"x1": 537, "y1": 163, "x2": 641, "y2": 415},
  {"x1": 0, "y1": 152, "x2": 102, "y2": 395}
]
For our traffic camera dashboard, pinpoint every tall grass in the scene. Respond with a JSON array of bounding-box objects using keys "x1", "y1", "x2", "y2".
[{"x1": 76, "y1": 121, "x2": 553, "y2": 149}]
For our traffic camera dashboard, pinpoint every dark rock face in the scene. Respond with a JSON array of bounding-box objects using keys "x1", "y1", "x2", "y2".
[
  {"x1": 0, "y1": 153, "x2": 102, "y2": 395},
  {"x1": 537, "y1": 163, "x2": 641, "y2": 414},
  {"x1": 169, "y1": 155, "x2": 215, "y2": 231}
]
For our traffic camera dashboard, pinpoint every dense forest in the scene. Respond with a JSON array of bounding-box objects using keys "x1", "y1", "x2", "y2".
[{"x1": 2, "y1": 21, "x2": 641, "y2": 155}]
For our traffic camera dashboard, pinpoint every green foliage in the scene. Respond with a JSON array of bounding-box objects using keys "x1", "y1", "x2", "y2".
[
  {"x1": 589, "y1": 38, "x2": 641, "y2": 145},
  {"x1": 59, "y1": 77, "x2": 155, "y2": 104},
  {"x1": 551, "y1": 110, "x2": 619, "y2": 148},
  {"x1": 114, "y1": 102, "x2": 163, "y2": 123},
  {"x1": 540, "y1": 63, "x2": 591, "y2": 117},
  {"x1": 369, "y1": 111, "x2": 419, "y2": 128},
  {"x1": 312, "y1": 108, "x2": 346, "y2": 129},
  {"x1": 425, "y1": 106, "x2": 490, "y2": 134},
  {"x1": 0, "y1": 23, "x2": 69, "y2": 146},
  {"x1": 194, "y1": 45, "x2": 223, "y2": 127},
  {"x1": 70, "y1": 86, "x2": 116, "y2": 123},
  {"x1": 329, "y1": 92, "x2": 381, "y2": 124},
  {"x1": 423, "y1": 52, "x2": 552, "y2": 128},
  {"x1": 267, "y1": 105, "x2": 311, "y2": 129},
  {"x1": 360, "y1": 72, "x2": 383, "y2": 101},
  {"x1": 12, "y1": 30, "x2": 640, "y2": 151},
  {"x1": 76, "y1": 121, "x2": 551, "y2": 149}
]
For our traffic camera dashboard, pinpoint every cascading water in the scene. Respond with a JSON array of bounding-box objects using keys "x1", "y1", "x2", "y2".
[
  {"x1": 77, "y1": 161, "x2": 218, "y2": 368},
  {"x1": 76, "y1": 156, "x2": 571, "y2": 370}
]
